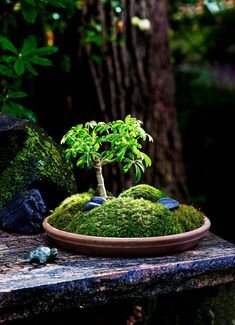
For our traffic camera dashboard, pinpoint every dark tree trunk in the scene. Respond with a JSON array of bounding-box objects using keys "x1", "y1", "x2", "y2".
[{"x1": 67, "y1": 0, "x2": 188, "y2": 200}]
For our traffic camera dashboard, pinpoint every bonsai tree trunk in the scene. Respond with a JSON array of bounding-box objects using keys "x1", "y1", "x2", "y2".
[
  {"x1": 94, "y1": 158, "x2": 107, "y2": 197},
  {"x1": 65, "y1": 0, "x2": 188, "y2": 200}
]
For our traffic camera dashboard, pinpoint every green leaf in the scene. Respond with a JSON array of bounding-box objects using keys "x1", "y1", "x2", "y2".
[
  {"x1": 0, "y1": 64, "x2": 12, "y2": 76},
  {"x1": 87, "y1": 155, "x2": 93, "y2": 169},
  {"x1": 9, "y1": 101, "x2": 37, "y2": 123},
  {"x1": 0, "y1": 37, "x2": 18, "y2": 55},
  {"x1": 7, "y1": 91, "x2": 28, "y2": 99},
  {"x1": 76, "y1": 155, "x2": 85, "y2": 168},
  {"x1": 142, "y1": 152, "x2": 152, "y2": 167},
  {"x1": 26, "y1": 46, "x2": 58, "y2": 56},
  {"x1": 25, "y1": 62, "x2": 38, "y2": 75},
  {"x1": 136, "y1": 160, "x2": 145, "y2": 173},
  {"x1": 30, "y1": 57, "x2": 52, "y2": 66},
  {"x1": 65, "y1": 151, "x2": 72, "y2": 161},
  {"x1": 116, "y1": 148, "x2": 126, "y2": 162},
  {"x1": 134, "y1": 165, "x2": 141, "y2": 183},
  {"x1": 123, "y1": 161, "x2": 133, "y2": 173},
  {"x1": 22, "y1": 36, "x2": 37, "y2": 56},
  {"x1": 1, "y1": 103, "x2": 11, "y2": 113},
  {"x1": 22, "y1": 4, "x2": 37, "y2": 24},
  {"x1": 13, "y1": 60, "x2": 25, "y2": 76}
]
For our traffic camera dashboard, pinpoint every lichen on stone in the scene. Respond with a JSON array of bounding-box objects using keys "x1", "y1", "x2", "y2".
[
  {"x1": 0, "y1": 114, "x2": 77, "y2": 211},
  {"x1": 119, "y1": 184, "x2": 166, "y2": 202}
]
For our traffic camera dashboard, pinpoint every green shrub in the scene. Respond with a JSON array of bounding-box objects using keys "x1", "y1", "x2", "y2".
[
  {"x1": 172, "y1": 204, "x2": 204, "y2": 232},
  {"x1": 65, "y1": 197, "x2": 183, "y2": 237},
  {"x1": 119, "y1": 184, "x2": 166, "y2": 203}
]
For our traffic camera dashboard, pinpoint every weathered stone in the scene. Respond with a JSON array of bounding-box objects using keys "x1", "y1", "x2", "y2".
[
  {"x1": 0, "y1": 113, "x2": 77, "y2": 211},
  {"x1": 0, "y1": 189, "x2": 47, "y2": 234}
]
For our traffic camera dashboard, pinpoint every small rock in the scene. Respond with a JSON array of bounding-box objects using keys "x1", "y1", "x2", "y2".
[
  {"x1": 0, "y1": 189, "x2": 47, "y2": 234},
  {"x1": 27, "y1": 245, "x2": 58, "y2": 265},
  {"x1": 83, "y1": 202, "x2": 100, "y2": 211},
  {"x1": 158, "y1": 198, "x2": 180, "y2": 211},
  {"x1": 90, "y1": 196, "x2": 107, "y2": 204}
]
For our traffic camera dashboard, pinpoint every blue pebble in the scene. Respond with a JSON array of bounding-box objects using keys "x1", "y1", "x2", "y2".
[
  {"x1": 158, "y1": 198, "x2": 180, "y2": 211},
  {"x1": 90, "y1": 196, "x2": 107, "y2": 204},
  {"x1": 83, "y1": 202, "x2": 100, "y2": 211}
]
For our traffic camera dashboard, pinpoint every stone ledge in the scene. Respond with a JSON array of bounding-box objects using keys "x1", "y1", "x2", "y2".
[{"x1": 0, "y1": 231, "x2": 235, "y2": 323}]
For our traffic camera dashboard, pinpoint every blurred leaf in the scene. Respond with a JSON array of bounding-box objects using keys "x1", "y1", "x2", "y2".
[
  {"x1": 25, "y1": 62, "x2": 38, "y2": 75},
  {"x1": 22, "y1": 4, "x2": 37, "y2": 24},
  {"x1": 7, "y1": 91, "x2": 28, "y2": 99},
  {"x1": 30, "y1": 57, "x2": 52, "y2": 66},
  {"x1": 0, "y1": 37, "x2": 18, "y2": 55},
  {"x1": 13, "y1": 60, "x2": 25, "y2": 75},
  {"x1": 26, "y1": 46, "x2": 58, "y2": 56},
  {"x1": 0, "y1": 64, "x2": 12, "y2": 76},
  {"x1": 9, "y1": 101, "x2": 37, "y2": 123},
  {"x1": 22, "y1": 36, "x2": 37, "y2": 56}
]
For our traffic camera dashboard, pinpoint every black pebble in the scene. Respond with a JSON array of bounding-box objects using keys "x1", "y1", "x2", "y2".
[
  {"x1": 90, "y1": 196, "x2": 107, "y2": 204},
  {"x1": 83, "y1": 202, "x2": 100, "y2": 211}
]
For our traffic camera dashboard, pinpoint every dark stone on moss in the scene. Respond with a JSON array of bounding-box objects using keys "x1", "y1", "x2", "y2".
[
  {"x1": 90, "y1": 196, "x2": 107, "y2": 204},
  {"x1": 0, "y1": 189, "x2": 47, "y2": 234},
  {"x1": 158, "y1": 198, "x2": 180, "y2": 211},
  {"x1": 83, "y1": 202, "x2": 100, "y2": 211},
  {"x1": 0, "y1": 114, "x2": 77, "y2": 211}
]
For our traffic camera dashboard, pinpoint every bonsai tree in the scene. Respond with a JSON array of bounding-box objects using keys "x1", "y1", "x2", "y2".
[{"x1": 61, "y1": 115, "x2": 153, "y2": 197}]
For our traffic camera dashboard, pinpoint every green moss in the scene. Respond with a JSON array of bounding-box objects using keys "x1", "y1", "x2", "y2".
[
  {"x1": 172, "y1": 204, "x2": 204, "y2": 232},
  {"x1": 48, "y1": 190, "x2": 94, "y2": 230},
  {"x1": 0, "y1": 122, "x2": 77, "y2": 210},
  {"x1": 119, "y1": 184, "x2": 166, "y2": 202},
  {"x1": 65, "y1": 197, "x2": 183, "y2": 237}
]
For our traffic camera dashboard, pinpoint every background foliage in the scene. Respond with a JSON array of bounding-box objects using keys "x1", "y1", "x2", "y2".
[{"x1": 168, "y1": 0, "x2": 235, "y2": 242}]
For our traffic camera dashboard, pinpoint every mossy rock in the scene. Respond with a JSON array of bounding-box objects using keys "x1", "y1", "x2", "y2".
[
  {"x1": 0, "y1": 114, "x2": 77, "y2": 210},
  {"x1": 119, "y1": 184, "x2": 166, "y2": 202}
]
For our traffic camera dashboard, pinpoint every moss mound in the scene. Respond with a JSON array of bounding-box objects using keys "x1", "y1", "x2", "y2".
[
  {"x1": 48, "y1": 190, "x2": 94, "y2": 230},
  {"x1": 119, "y1": 184, "x2": 166, "y2": 203},
  {"x1": 65, "y1": 197, "x2": 183, "y2": 237},
  {"x1": 172, "y1": 204, "x2": 204, "y2": 232}
]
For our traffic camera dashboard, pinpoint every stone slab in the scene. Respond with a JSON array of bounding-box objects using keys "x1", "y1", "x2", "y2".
[{"x1": 0, "y1": 230, "x2": 235, "y2": 322}]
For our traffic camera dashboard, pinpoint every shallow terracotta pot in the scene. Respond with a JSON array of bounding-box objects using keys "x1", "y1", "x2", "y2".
[{"x1": 43, "y1": 216, "x2": 211, "y2": 257}]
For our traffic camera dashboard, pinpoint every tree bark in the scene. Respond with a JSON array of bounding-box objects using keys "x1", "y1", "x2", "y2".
[{"x1": 69, "y1": 0, "x2": 188, "y2": 200}]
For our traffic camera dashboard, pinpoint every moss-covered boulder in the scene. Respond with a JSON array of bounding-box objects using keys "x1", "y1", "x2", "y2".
[
  {"x1": 0, "y1": 114, "x2": 77, "y2": 211},
  {"x1": 119, "y1": 184, "x2": 166, "y2": 202}
]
